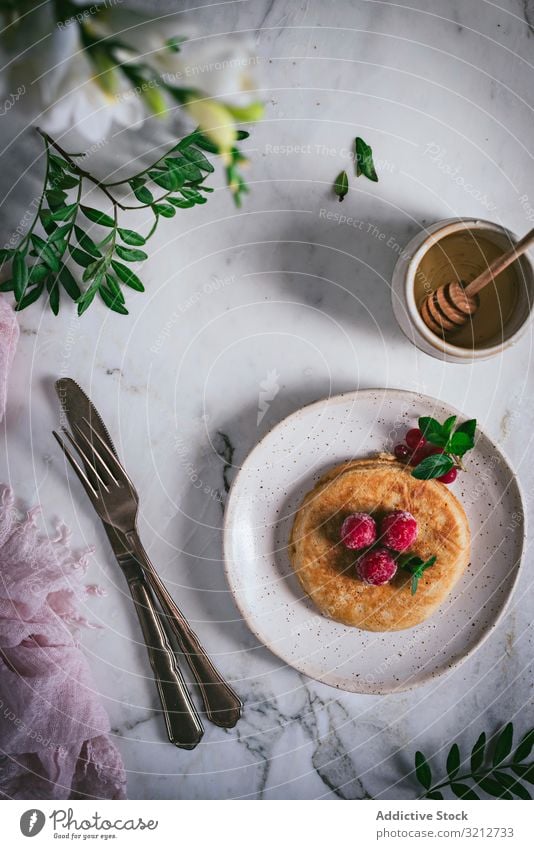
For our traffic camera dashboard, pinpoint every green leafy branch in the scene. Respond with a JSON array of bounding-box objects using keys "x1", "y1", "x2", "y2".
[
  {"x1": 60, "y1": 0, "x2": 258, "y2": 206},
  {"x1": 0, "y1": 127, "x2": 249, "y2": 316},
  {"x1": 412, "y1": 415, "x2": 477, "y2": 481},
  {"x1": 415, "y1": 723, "x2": 534, "y2": 800}
]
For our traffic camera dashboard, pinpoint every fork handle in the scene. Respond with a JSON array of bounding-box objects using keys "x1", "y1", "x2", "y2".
[
  {"x1": 126, "y1": 532, "x2": 242, "y2": 729},
  {"x1": 127, "y1": 576, "x2": 204, "y2": 749}
]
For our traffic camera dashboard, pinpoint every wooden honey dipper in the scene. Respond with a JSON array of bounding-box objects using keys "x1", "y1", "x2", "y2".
[{"x1": 421, "y1": 226, "x2": 534, "y2": 336}]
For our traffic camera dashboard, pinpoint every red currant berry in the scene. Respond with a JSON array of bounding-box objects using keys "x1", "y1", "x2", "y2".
[
  {"x1": 394, "y1": 443, "x2": 411, "y2": 461},
  {"x1": 410, "y1": 444, "x2": 443, "y2": 466},
  {"x1": 405, "y1": 428, "x2": 426, "y2": 451},
  {"x1": 438, "y1": 467, "x2": 458, "y2": 484}
]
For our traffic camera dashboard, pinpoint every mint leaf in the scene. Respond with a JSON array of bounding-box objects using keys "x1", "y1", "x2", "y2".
[
  {"x1": 355, "y1": 137, "x2": 378, "y2": 182},
  {"x1": 412, "y1": 453, "x2": 453, "y2": 480},
  {"x1": 454, "y1": 418, "x2": 477, "y2": 441},
  {"x1": 399, "y1": 554, "x2": 437, "y2": 595},
  {"x1": 418, "y1": 416, "x2": 449, "y2": 447},
  {"x1": 334, "y1": 170, "x2": 348, "y2": 201},
  {"x1": 448, "y1": 431, "x2": 474, "y2": 456}
]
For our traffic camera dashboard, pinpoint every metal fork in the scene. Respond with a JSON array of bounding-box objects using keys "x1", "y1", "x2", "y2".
[{"x1": 53, "y1": 417, "x2": 242, "y2": 730}]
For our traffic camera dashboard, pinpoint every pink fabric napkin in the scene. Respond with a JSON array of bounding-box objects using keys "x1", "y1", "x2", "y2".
[
  {"x1": 0, "y1": 297, "x2": 19, "y2": 422},
  {"x1": 0, "y1": 298, "x2": 126, "y2": 799}
]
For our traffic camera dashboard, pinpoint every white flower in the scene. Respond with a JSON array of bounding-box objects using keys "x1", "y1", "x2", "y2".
[{"x1": 39, "y1": 49, "x2": 145, "y2": 144}]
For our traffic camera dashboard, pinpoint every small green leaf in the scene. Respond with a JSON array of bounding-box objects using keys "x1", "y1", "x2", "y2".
[
  {"x1": 355, "y1": 137, "x2": 378, "y2": 182},
  {"x1": 80, "y1": 205, "x2": 115, "y2": 227},
  {"x1": 12, "y1": 252, "x2": 28, "y2": 301},
  {"x1": 78, "y1": 286, "x2": 97, "y2": 315},
  {"x1": 471, "y1": 732, "x2": 486, "y2": 773},
  {"x1": 15, "y1": 281, "x2": 44, "y2": 311},
  {"x1": 104, "y1": 273, "x2": 125, "y2": 304},
  {"x1": 493, "y1": 771, "x2": 531, "y2": 799},
  {"x1": 415, "y1": 751, "x2": 432, "y2": 789},
  {"x1": 99, "y1": 284, "x2": 129, "y2": 315},
  {"x1": 412, "y1": 453, "x2": 454, "y2": 480},
  {"x1": 69, "y1": 246, "x2": 95, "y2": 268},
  {"x1": 58, "y1": 266, "x2": 81, "y2": 301},
  {"x1": 152, "y1": 202, "x2": 176, "y2": 217},
  {"x1": 512, "y1": 764, "x2": 534, "y2": 783},
  {"x1": 117, "y1": 228, "x2": 146, "y2": 246},
  {"x1": 493, "y1": 723, "x2": 514, "y2": 766},
  {"x1": 110, "y1": 260, "x2": 144, "y2": 291},
  {"x1": 132, "y1": 184, "x2": 153, "y2": 204},
  {"x1": 74, "y1": 226, "x2": 102, "y2": 257},
  {"x1": 181, "y1": 146, "x2": 214, "y2": 172},
  {"x1": 47, "y1": 278, "x2": 60, "y2": 315},
  {"x1": 28, "y1": 264, "x2": 49, "y2": 284},
  {"x1": 425, "y1": 791, "x2": 443, "y2": 800},
  {"x1": 115, "y1": 245, "x2": 147, "y2": 263},
  {"x1": 82, "y1": 257, "x2": 106, "y2": 283},
  {"x1": 167, "y1": 197, "x2": 194, "y2": 209},
  {"x1": 186, "y1": 131, "x2": 220, "y2": 153},
  {"x1": 148, "y1": 169, "x2": 181, "y2": 191},
  {"x1": 0, "y1": 248, "x2": 14, "y2": 262},
  {"x1": 56, "y1": 172, "x2": 79, "y2": 190},
  {"x1": 30, "y1": 234, "x2": 60, "y2": 272},
  {"x1": 0, "y1": 279, "x2": 14, "y2": 292},
  {"x1": 50, "y1": 203, "x2": 77, "y2": 221},
  {"x1": 447, "y1": 743, "x2": 461, "y2": 780},
  {"x1": 513, "y1": 728, "x2": 534, "y2": 763},
  {"x1": 46, "y1": 188, "x2": 67, "y2": 211},
  {"x1": 49, "y1": 223, "x2": 72, "y2": 243},
  {"x1": 477, "y1": 777, "x2": 512, "y2": 799},
  {"x1": 451, "y1": 783, "x2": 479, "y2": 800},
  {"x1": 333, "y1": 170, "x2": 349, "y2": 202}
]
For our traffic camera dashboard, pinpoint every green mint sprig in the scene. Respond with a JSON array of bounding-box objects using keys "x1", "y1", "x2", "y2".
[
  {"x1": 398, "y1": 553, "x2": 437, "y2": 595},
  {"x1": 412, "y1": 416, "x2": 477, "y2": 481},
  {"x1": 0, "y1": 127, "x2": 250, "y2": 316},
  {"x1": 415, "y1": 723, "x2": 534, "y2": 800}
]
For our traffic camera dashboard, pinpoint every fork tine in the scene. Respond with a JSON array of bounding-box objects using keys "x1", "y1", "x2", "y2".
[
  {"x1": 81, "y1": 417, "x2": 135, "y2": 488},
  {"x1": 72, "y1": 421, "x2": 118, "y2": 486},
  {"x1": 61, "y1": 427, "x2": 109, "y2": 492},
  {"x1": 52, "y1": 430, "x2": 98, "y2": 499}
]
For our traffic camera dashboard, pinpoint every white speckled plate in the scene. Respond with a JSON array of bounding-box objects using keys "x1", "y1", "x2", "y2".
[{"x1": 223, "y1": 389, "x2": 525, "y2": 693}]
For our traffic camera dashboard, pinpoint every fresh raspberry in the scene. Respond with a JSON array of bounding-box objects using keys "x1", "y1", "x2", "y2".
[
  {"x1": 394, "y1": 443, "x2": 411, "y2": 461},
  {"x1": 341, "y1": 512, "x2": 376, "y2": 549},
  {"x1": 380, "y1": 510, "x2": 418, "y2": 551},
  {"x1": 357, "y1": 548, "x2": 397, "y2": 586},
  {"x1": 438, "y1": 467, "x2": 457, "y2": 484},
  {"x1": 406, "y1": 428, "x2": 426, "y2": 451}
]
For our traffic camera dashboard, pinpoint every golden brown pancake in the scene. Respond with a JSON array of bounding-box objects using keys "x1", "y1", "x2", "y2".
[{"x1": 289, "y1": 455, "x2": 470, "y2": 631}]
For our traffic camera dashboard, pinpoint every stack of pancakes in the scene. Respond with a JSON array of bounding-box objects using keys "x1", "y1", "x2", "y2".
[{"x1": 289, "y1": 455, "x2": 470, "y2": 631}]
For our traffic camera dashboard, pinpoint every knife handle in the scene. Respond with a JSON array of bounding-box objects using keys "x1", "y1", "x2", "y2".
[
  {"x1": 127, "y1": 576, "x2": 204, "y2": 749},
  {"x1": 126, "y1": 532, "x2": 242, "y2": 729}
]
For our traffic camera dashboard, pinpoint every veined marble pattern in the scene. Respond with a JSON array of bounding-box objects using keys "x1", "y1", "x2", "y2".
[{"x1": 1, "y1": 0, "x2": 533, "y2": 799}]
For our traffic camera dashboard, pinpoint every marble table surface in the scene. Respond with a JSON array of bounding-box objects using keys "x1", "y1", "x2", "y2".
[{"x1": 1, "y1": 0, "x2": 534, "y2": 799}]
